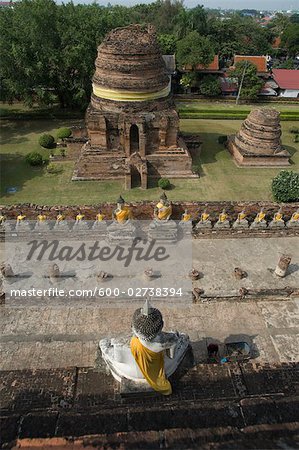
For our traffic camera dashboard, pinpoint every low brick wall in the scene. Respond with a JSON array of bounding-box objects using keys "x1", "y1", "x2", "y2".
[{"x1": 1, "y1": 201, "x2": 298, "y2": 222}]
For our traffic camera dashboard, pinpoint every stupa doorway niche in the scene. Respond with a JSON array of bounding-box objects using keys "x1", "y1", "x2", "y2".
[
  {"x1": 130, "y1": 124, "x2": 139, "y2": 154},
  {"x1": 131, "y1": 166, "x2": 142, "y2": 188}
]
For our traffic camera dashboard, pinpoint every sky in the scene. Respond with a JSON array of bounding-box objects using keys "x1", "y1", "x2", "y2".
[{"x1": 72, "y1": 0, "x2": 299, "y2": 10}]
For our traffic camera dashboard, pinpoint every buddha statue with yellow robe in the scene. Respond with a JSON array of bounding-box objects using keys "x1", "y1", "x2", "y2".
[
  {"x1": 108, "y1": 196, "x2": 135, "y2": 243},
  {"x1": 287, "y1": 209, "x2": 299, "y2": 228},
  {"x1": 149, "y1": 193, "x2": 177, "y2": 242},
  {"x1": 100, "y1": 299, "x2": 190, "y2": 394},
  {"x1": 73, "y1": 210, "x2": 89, "y2": 231},
  {"x1": 0, "y1": 211, "x2": 6, "y2": 227},
  {"x1": 196, "y1": 208, "x2": 212, "y2": 229},
  {"x1": 154, "y1": 193, "x2": 172, "y2": 221},
  {"x1": 92, "y1": 209, "x2": 107, "y2": 233},
  {"x1": 269, "y1": 207, "x2": 285, "y2": 228},
  {"x1": 250, "y1": 208, "x2": 267, "y2": 229},
  {"x1": 179, "y1": 209, "x2": 192, "y2": 235},
  {"x1": 215, "y1": 209, "x2": 230, "y2": 229},
  {"x1": 15, "y1": 211, "x2": 31, "y2": 231},
  {"x1": 54, "y1": 210, "x2": 69, "y2": 230},
  {"x1": 233, "y1": 209, "x2": 248, "y2": 229},
  {"x1": 34, "y1": 211, "x2": 49, "y2": 231}
]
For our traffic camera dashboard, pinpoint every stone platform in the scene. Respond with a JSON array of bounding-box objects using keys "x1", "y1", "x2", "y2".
[{"x1": 1, "y1": 362, "x2": 298, "y2": 448}]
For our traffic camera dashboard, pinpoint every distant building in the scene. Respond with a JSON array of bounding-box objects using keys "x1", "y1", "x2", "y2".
[
  {"x1": 183, "y1": 55, "x2": 221, "y2": 73},
  {"x1": 272, "y1": 69, "x2": 299, "y2": 98},
  {"x1": 0, "y1": 1, "x2": 14, "y2": 6},
  {"x1": 233, "y1": 55, "x2": 268, "y2": 75},
  {"x1": 220, "y1": 73, "x2": 238, "y2": 96}
]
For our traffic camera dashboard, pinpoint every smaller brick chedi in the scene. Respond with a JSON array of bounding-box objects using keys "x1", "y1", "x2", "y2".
[
  {"x1": 228, "y1": 108, "x2": 290, "y2": 167},
  {"x1": 73, "y1": 24, "x2": 194, "y2": 188}
]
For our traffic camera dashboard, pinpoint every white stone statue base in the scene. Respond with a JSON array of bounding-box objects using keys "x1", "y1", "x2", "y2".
[
  {"x1": 232, "y1": 219, "x2": 249, "y2": 229},
  {"x1": 286, "y1": 220, "x2": 299, "y2": 228},
  {"x1": 195, "y1": 220, "x2": 212, "y2": 229},
  {"x1": 214, "y1": 220, "x2": 230, "y2": 229},
  {"x1": 100, "y1": 333, "x2": 190, "y2": 384},
  {"x1": 269, "y1": 220, "x2": 285, "y2": 229},
  {"x1": 250, "y1": 220, "x2": 267, "y2": 229}
]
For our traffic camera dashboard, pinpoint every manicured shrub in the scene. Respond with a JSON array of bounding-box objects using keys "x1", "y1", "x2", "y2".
[
  {"x1": 218, "y1": 135, "x2": 228, "y2": 145},
  {"x1": 158, "y1": 178, "x2": 171, "y2": 190},
  {"x1": 46, "y1": 163, "x2": 63, "y2": 174},
  {"x1": 56, "y1": 127, "x2": 72, "y2": 139},
  {"x1": 289, "y1": 126, "x2": 299, "y2": 134},
  {"x1": 272, "y1": 170, "x2": 299, "y2": 202},
  {"x1": 39, "y1": 133, "x2": 55, "y2": 148},
  {"x1": 25, "y1": 152, "x2": 44, "y2": 166},
  {"x1": 60, "y1": 148, "x2": 66, "y2": 157},
  {"x1": 294, "y1": 134, "x2": 299, "y2": 143}
]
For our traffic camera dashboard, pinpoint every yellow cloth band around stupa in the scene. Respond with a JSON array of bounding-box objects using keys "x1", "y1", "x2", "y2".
[{"x1": 92, "y1": 82, "x2": 171, "y2": 102}]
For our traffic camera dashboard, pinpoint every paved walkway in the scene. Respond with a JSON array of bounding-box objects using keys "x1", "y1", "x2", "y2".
[{"x1": 0, "y1": 236, "x2": 298, "y2": 370}]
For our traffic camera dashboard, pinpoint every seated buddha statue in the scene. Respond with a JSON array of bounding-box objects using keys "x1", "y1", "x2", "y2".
[
  {"x1": 92, "y1": 210, "x2": 107, "y2": 233},
  {"x1": 73, "y1": 210, "x2": 89, "y2": 231},
  {"x1": 233, "y1": 209, "x2": 248, "y2": 229},
  {"x1": 215, "y1": 208, "x2": 230, "y2": 228},
  {"x1": 34, "y1": 211, "x2": 49, "y2": 231},
  {"x1": 54, "y1": 210, "x2": 68, "y2": 230},
  {"x1": 99, "y1": 298, "x2": 190, "y2": 395},
  {"x1": 0, "y1": 210, "x2": 6, "y2": 229},
  {"x1": 154, "y1": 193, "x2": 172, "y2": 221},
  {"x1": 15, "y1": 211, "x2": 31, "y2": 231},
  {"x1": 269, "y1": 207, "x2": 285, "y2": 228},
  {"x1": 108, "y1": 196, "x2": 135, "y2": 243},
  {"x1": 179, "y1": 209, "x2": 192, "y2": 235},
  {"x1": 196, "y1": 208, "x2": 212, "y2": 229},
  {"x1": 287, "y1": 209, "x2": 299, "y2": 228},
  {"x1": 250, "y1": 208, "x2": 267, "y2": 229},
  {"x1": 181, "y1": 209, "x2": 191, "y2": 222},
  {"x1": 148, "y1": 193, "x2": 177, "y2": 242}
]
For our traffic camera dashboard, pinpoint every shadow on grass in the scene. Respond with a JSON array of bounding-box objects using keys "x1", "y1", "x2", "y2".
[
  {"x1": 0, "y1": 153, "x2": 45, "y2": 199},
  {"x1": 284, "y1": 145, "x2": 298, "y2": 165},
  {"x1": 0, "y1": 119, "x2": 83, "y2": 145}
]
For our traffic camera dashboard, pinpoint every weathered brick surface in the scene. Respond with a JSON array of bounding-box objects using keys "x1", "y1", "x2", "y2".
[
  {"x1": 18, "y1": 412, "x2": 58, "y2": 439},
  {"x1": 1, "y1": 363, "x2": 299, "y2": 447},
  {"x1": 0, "y1": 368, "x2": 76, "y2": 413}
]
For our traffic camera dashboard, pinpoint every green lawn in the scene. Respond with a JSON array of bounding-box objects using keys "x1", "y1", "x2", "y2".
[
  {"x1": 176, "y1": 99, "x2": 299, "y2": 112},
  {"x1": 0, "y1": 116, "x2": 298, "y2": 205}
]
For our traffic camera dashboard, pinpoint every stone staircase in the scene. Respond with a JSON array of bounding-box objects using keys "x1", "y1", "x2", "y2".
[{"x1": 1, "y1": 361, "x2": 298, "y2": 448}]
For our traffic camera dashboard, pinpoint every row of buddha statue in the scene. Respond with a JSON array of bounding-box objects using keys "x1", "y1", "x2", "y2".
[{"x1": 1, "y1": 198, "x2": 299, "y2": 233}]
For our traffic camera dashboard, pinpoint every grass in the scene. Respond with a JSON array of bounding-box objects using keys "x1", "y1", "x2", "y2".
[
  {"x1": 177, "y1": 100, "x2": 299, "y2": 120},
  {"x1": 0, "y1": 114, "x2": 298, "y2": 205}
]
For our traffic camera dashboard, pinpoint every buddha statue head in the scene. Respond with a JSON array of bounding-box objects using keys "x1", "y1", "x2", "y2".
[
  {"x1": 117, "y1": 195, "x2": 125, "y2": 209},
  {"x1": 132, "y1": 298, "x2": 164, "y2": 341},
  {"x1": 160, "y1": 192, "x2": 168, "y2": 205}
]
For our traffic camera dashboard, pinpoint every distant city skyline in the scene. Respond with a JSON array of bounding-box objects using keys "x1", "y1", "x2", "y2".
[{"x1": 69, "y1": 0, "x2": 299, "y2": 10}]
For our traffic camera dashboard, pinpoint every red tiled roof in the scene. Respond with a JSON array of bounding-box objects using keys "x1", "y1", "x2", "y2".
[
  {"x1": 196, "y1": 55, "x2": 219, "y2": 71},
  {"x1": 272, "y1": 69, "x2": 299, "y2": 90},
  {"x1": 184, "y1": 55, "x2": 219, "y2": 71},
  {"x1": 234, "y1": 55, "x2": 268, "y2": 73}
]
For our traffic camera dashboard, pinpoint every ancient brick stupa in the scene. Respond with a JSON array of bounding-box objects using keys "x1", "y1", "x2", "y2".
[
  {"x1": 228, "y1": 108, "x2": 290, "y2": 166},
  {"x1": 73, "y1": 24, "x2": 193, "y2": 188}
]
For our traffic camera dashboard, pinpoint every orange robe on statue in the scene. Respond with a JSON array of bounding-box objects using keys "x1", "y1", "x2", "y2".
[{"x1": 130, "y1": 336, "x2": 172, "y2": 395}]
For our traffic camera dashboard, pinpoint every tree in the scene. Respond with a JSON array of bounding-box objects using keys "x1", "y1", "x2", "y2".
[
  {"x1": 282, "y1": 24, "x2": 299, "y2": 57},
  {"x1": 199, "y1": 75, "x2": 221, "y2": 97},
  {"x1": 272, "y1": 171, "x2": 299, "y2": 202},
  {"x1": 25, "y1": 152, "x2": 44, "y2": 166},
  {"x1": 157, "y1": 34, "x2": 177, "y2": 54},
  {"x1": 229, "y1": 61, "x2": 263, "y2": 100},
  {"x1": 176, "y1": 31, "x2": 214, "y2": 69}
]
